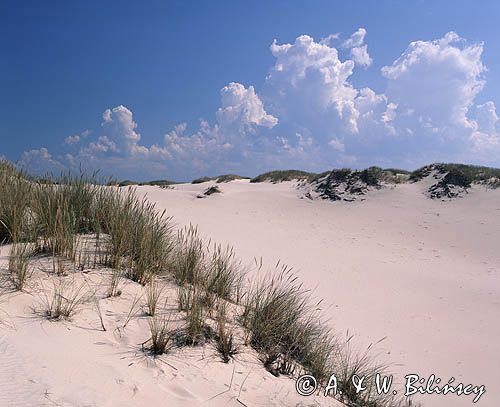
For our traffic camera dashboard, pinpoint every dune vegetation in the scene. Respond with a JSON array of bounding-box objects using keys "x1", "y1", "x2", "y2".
[
  {"x1": 0, "y1": 159, "x2": 419, "y2": 407},
  {"x1": 191, "y1": 174, "x2": 249, "y2": 184}
]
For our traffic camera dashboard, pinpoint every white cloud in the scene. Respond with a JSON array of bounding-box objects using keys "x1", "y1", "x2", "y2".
[
  {"x1": 217, "y1": 82, "x2": 278, "y2": 130},
  {"x1": 470, "y1": 101, "x2": 500, "y2": 153},
  {"x1": 350, "y1": 45, "x2": 372, "y2": 68},
  {"x1": 343, "y1": 28, "x2": 367, "y2": 48},
  {"x1": 99, "y1": 105, "x2": 149, "y2": 156},
  {"x1": 266, "y1": 34, "x2": 360, "y2": 135},
  {"x1": 382, "y1": 32, "x2": 484, "y2": 131},
  {"x1": 19, "y1": 148, "x2": 65, "y2": 174},
  {"x1": 15, "y1": 31, "x2": 500, "y2": 179},
  {"x1": 343, "y1": 28, "x2": 372, "y2": 67},
  {"x1": 64, "y1": 135, "x2": 80, "y2": 145},
  {"x1": 320, "y1": 33, "x2": 340, "y2": 46}
]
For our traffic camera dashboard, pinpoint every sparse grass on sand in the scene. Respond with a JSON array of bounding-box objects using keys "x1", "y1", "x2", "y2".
[
  {"x1": 147, "y1": 315, "x2": 173, "y2": 355},
  {"x1": 8, "y1": 242, "x2": 35, "y2": 290},
  {"x1": 40, "y1": 279, "x2": 88, "y2": 320},
  {"x1": 0, "y1": 159, "x2": 422, "y2": 407}
]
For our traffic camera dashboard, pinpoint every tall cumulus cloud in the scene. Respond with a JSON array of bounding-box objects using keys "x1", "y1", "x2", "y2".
[{"x1": 17, "y1": 30, "x2": 500, "y2": 179}]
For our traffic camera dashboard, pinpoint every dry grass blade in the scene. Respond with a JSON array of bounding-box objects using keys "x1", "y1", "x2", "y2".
[
  {"x1": 144, "y1": 278, "x2": 166, "y2": 316},
  {"x1": 41, "y1": 279, "x2": 88, "y2": 320},
  {"x1": 215, "y1": 304, "x2": 239, "y2": 363},
  {"x1": 8, "y1": 242, "x2": 35, "y2": 290},
  {"x1": 147, "y1": 315, "x2": 172, "y2": 355}
]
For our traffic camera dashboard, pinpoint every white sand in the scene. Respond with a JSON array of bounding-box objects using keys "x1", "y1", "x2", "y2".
[
  {"x1": 137, "y1": 180, "x2": 500, "y2": 407},
  {"x1": 1, "y1": 179, "x2": 498, "y2": 406},
  {"x1": 0, "y1": 245, "x2": 338, "y2": 407}
]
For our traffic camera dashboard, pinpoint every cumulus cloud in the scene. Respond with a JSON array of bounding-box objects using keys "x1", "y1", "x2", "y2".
[
  {"x1": 15, "y1": 30, "x2": 500, "y2": 179},
  {"x1": 266, "y1": 35, "x2": 359, "y2": 133},
  {"x1": 343, "y1": 28, "x2": 372, "y2": 68},
  {"x1": 382, "y1": 32, "x2": 485, "y2": 131},
  {"x1": 320, "y1": 33, "x2": 340, "y2": 46},
  {"x1": 64, "y1": 135, "x2": 80, "y2": 145},
  {"x1": 217, "y1": 82, "x2": 278, "y2": 130},
  {"x1": 19, "y1": 148, "x2": 65, "y2": 174}
]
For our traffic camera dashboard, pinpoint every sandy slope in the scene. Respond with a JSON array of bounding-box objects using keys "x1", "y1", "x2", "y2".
[
  {"x1": 138, "y1": 180, "x2": 500, "y2": 407},
  {"x1": 0, "y1": 245, "x2": 340, "y2": 407}
]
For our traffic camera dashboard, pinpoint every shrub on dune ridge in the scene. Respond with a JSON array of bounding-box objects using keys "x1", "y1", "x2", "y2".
[{"x1": 250, "y1": 170, "x2": 318, "y2": 183}]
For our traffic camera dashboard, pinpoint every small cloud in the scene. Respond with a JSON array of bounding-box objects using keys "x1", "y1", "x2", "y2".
[
  {"x1": 320, "y1": 33, "x2": 340, "y2": 46},
  {"x1": 342, "y1": 28, "x2": 367, "y2": 48},
  {"x1": 343, "y1": 28, "x2": 372, "y2": 67},
  {"x1": 328, "y1": 138, "x2": 345, "y2": 152},
  {"x1": 64, "y1": 135, "x2": 80, "y2": 145}
]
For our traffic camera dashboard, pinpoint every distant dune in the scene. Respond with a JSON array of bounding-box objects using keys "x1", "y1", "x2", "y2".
[{"x1": 139, "y1": 174, "x2": 500, "y2": 407}]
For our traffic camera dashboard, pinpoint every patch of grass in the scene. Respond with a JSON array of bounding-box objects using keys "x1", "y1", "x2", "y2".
[
  {"x1": 144, "y1": 278, "x2": 166, "y2": 317},
  {"x1": 147, "y1": 315, "x2": 172, "y2": 355},
  {"x1": 106, "y1": 267, "x2": 123, "y2": 297},
  {"x1": 203, "y1": 185, "x2": 221, "y2": 196},
  {"x1": 103, "y1": 189, "x2": 174, "y2": 284},
  {"x1": 215, "y1": 304, "x2": 239, "y2": 363},
  {"x1": 110, "y1": 179, "x2": 179, "y2": 187},
  {"x1": 31, "y1": 181, "x2": 78, "y2": 263},
  {"x1": 410, "y1": 163, "x2": 500, "y2": 185},
  {"x1": 192, "y1": 174, "x2": 247, "y2": 184},
  {"x1": 241, "y1": 262, "x2": 335, "y2": 381},
  {"x1": 170, "y1": 225, "x2": 205, "y2": 286},
  {"x1": 8, "y1": 242, "x2": 35, "y2": 290},
  {"x1": 204, "y1": 244, "x2": 244, "y2": 304},
  {"x1": 0, "y1": 161, "x2": 32, "y2": 243},
  {"x1": 176, "y1": 284, "x2": 208, "y2": 346},
  {"x1": 191, "y1": 176, "x2": 213, "y2": 184},
  {"x1": 41, "y1": 280, "x2": 88, "y2": 320},
  {"x1": 335, "y1": 336, "x2": 395, "y2": 407}
]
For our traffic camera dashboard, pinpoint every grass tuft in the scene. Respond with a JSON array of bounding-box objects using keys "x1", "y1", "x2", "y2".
[
  {"x1": 147, "y1": 315, "x2": 172, "y2": 355},
  {"x1": 8, "y1": 242, "x2": 35, "y2": 290},
  {"x1": 41, "y1": 280, "x2": 88, "y2": 320}
]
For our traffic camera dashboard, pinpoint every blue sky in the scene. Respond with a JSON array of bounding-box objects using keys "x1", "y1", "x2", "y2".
[{"x1": 1, "y1": 0, "x2": 500, "y2": 181}]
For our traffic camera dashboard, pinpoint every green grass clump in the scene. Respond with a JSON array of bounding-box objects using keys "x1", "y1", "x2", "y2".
[
  {"x1": 170, "y1": 226, "x2": 205, "y2": 286},
  {"x1": 241, "y1": 263, "x2": 335, "y2": 381},
  {"x1": 204, "y1": 244, "x2": 244, "y2": 303},
  {"x1": 0, "y1": 161, "x2": 32, "y2": 243},
  {"x1": 176, "y1": 284, "x2": 208, "y2": 345},
  {"x1": 144, "y1": 278, "x2": 166, "y2": 316},
  {"x1": 147, "y1": 315, "x2": 172, "y2": 355},
  {"x1": 41, "y1": 280, "x2": 88, "y2": 320},
  {"x1": 102, "y1": 189, "x2": 174, "y2": 284},
  {"x1": 8, "y1": 242, "x2": 35, "y2": 290},
  {"x1": 215, "y1": 304, "x2": 239, "y2": 363},
  {"x1": 31, "y1": 182, "x2": 78, "y2": 261}
]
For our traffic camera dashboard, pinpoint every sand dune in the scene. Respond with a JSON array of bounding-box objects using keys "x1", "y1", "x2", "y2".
[
  {"x1": 0, "y1": 244, "x2": 338, "y2": 407},
  {"x1": 1, "y1": 176, "x2": 498, "y2": 406},
  {"x1": 137, "y1": 179, "x2": 500, "y2": 407}
]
